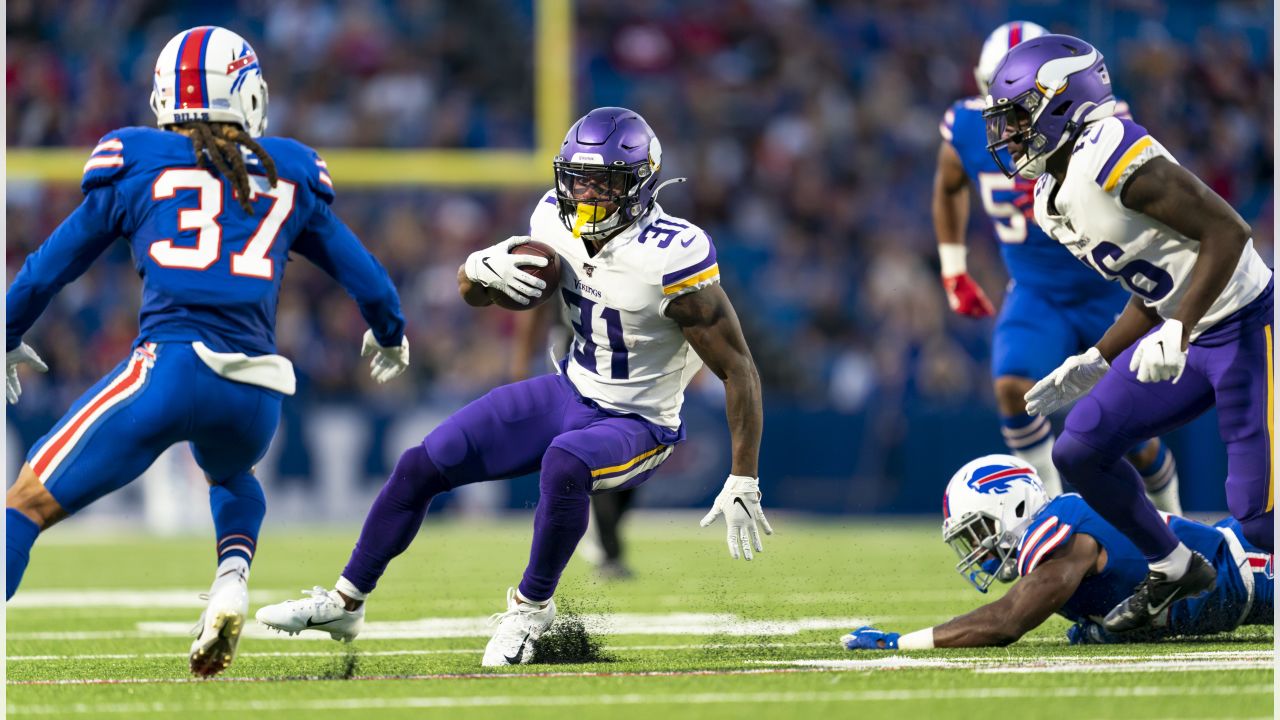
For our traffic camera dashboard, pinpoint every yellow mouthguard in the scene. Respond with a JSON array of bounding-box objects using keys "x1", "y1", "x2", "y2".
[{"x1": 572, "y1": 204, "x2": 607, "y2": 238}]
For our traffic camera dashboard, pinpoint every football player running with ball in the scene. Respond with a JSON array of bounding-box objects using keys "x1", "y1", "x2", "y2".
[
  {"x1": 842, "y1": 456, "x2": 1272, "y2": 651},
  {"x1": 983, "y1": 35, "x2": 1273, "y2": 633},
  {"x1": 257, "y1": 107, "x2": 769, "y2": 666},
  {"x1": 934, "y1": 22, "x2": 1180, "y2": 510},
  {"x1": 5, "y1": 27, "x2": 409, "y2": 677}
]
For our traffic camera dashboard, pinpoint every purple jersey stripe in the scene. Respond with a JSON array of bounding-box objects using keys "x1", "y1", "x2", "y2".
[
  {"x1": 661, "y1": 241, "x2": 717, "y2": 286},
  {"x1": 1094, "y1": 117, "x2": 1150, "y2": 187}
]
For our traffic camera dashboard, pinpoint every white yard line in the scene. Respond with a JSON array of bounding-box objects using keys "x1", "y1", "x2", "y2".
[
  {"x1": 758, "y1": 655, "x2": 1274, "y2": 673},
  {"x1": 8, "y1": 613, "x2": 875, "y2": 641},
  {"x1": 6, "y1": 685, "x2": 1274, "y2": 714},
  {"x1": 8, "y1": 642, "x2": 837, "y2": 662}
]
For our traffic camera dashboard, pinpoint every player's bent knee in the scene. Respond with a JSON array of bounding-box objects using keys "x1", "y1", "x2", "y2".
[
  {"x1": 5, "y1": 465, "x2": 68, "y2": 530},
  {"x1": 1239, "y1": 512, "x2": 1273, "y2": 552},
  {"x1": 539, "y1": 448, "x2": 592, "y2": 497},
  {"x1": 1051, "y1": 433, "x2": 1103, "y2": 484},
  {"x1": 993, "y1": 376, "x2": 1035, "y2": 417}
]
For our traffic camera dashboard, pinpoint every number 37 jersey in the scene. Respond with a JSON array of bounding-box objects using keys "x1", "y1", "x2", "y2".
[
  {"x1": 7, "y1": 126, "x2": 404, "y2": 356},
  {"x1": 529, "y1": 193, "x2": 719, "y2": 430},
  {"x1": 1032, "y1": 116, "x2": 1272, "y2": 341}
]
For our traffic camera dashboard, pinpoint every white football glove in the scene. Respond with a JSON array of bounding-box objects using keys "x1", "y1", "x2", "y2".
[
  {"x1": 361, "y1": 330, "x2": 410, "y2": 384},
  {"x1": 6, "y1": 343, "x2": 48, "y2": 405},
  {"x1": 700, "y1": 475, "x2": 774, "y2": 560},
  {"x1": 463, "y1": 236, "x2": 549, "y2": 306},
  {"x1": 1023, "y1": 347, "x2": 1110, "y2": 417},
  {"x1": 1130, "y1": 320, "x2": 1187, "y2": 384}
]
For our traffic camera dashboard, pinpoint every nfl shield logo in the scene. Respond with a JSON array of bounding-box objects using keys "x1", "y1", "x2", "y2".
[{"x1": 583, "y1": 263, "x2": 595, "y2": 277}]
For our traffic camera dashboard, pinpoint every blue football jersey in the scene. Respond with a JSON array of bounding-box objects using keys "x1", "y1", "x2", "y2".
[
  {"x1": 942, "y1": 98, "x2": 1119, "y2": 300},
  {"x1": 7, "y1": 127, "x2": 404, "y2": 356},
  {"x1": 1017, "y1": 494, "x2": 1259, "y2": 636}
]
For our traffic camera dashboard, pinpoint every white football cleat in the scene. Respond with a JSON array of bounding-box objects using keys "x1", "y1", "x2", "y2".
[
  {"x1": 255, "y1": 586, "x2": 364, "y2": 642},
  {"x1": 481, "y1": 587, "x2": 556, "y2": 667},
  {"x1": 189, "y1": 567, "x2": 249, "y2": 677}
]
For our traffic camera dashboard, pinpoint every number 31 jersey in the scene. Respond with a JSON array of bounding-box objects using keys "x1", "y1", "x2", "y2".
[
  {"x1": 1032, "y1": 116, "x2": 1272, "y2": 341},
  {"x1": 529, "y1": 192, "x2": 718, "y2": 430},
  {"x1": 7, "y1": 126, "x2": 404, "y2": 356}
]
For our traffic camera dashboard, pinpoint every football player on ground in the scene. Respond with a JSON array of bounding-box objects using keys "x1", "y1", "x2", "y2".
[
  {"x1": 256, "y1": 107, "x2": 769, "y2": 666},
  {"x1": 934, "y1": 21, "x2": 1179, "y2": 510},
  {"x1": 842, "y1": 456, "x2": 1272, "y2": 650},
  {"x1": 4, "y1": 27, "x2": 409, "y2": 676},
  {"x1": 984, "y1": 35, "x2": 1273, "y2": 632}
]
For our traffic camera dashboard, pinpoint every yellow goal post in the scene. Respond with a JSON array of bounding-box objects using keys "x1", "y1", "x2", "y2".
[{"x1": 7, "y1": 0, "x2": 572, "y2": 189}]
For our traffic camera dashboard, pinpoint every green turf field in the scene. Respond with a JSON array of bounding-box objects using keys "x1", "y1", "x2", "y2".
[{"x1": 6, "y1": 515, "x2": 1273, "y2": 719}]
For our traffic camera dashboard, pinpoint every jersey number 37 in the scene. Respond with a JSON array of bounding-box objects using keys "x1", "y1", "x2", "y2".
[{"x1": 148, "y1": 168, "x2": 295, "y2": 280}]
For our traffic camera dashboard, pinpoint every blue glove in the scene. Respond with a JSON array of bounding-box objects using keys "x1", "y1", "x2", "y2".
[
  {"x1": 841, "y1": 626, "x2": 900, "y2": 651},
  {"x1": 1067, "y1": 620, "x2": 1122, "y2": 645}
]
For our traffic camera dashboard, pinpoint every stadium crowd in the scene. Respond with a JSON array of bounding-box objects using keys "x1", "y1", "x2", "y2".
[{"x1": 7, "y1": 0, "x2": 1273, "y2": 425}]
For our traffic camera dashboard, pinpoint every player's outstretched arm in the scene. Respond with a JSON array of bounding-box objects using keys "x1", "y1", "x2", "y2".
[
  {"x1": 932, "y1": 533, "x2": 1098, "y2": 647},
  {"x1": 933, "y1": 141, "x2": 994, "y2": 318},
  {"x1": 667, "y1": 285, "x2": 770, "y2": 560},
  {"x1": 846, "y1": 534, "x2": 1098, "y2": 650},
  {"x1": 667, "y1": 284, "x2": 762, "y2": 479},
  {"x1": 1121, "y1": 156, "x2": 1252, "y2": 348},
  {"x1": 293, "y1": 204, "x2": 406, "y2": 349},
  {"x1": 7, "y1": 188, "x2": 124, "y2": 353}
]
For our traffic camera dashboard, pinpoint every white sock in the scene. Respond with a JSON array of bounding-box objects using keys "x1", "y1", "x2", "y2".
[
  {"x1": 335, "y1": 576, "x2": 367, "y2": 603},
  {"x1": 1140, "y1": 452, "x2": 1182, "y2": 515},
  {"x1": 213, "y1": 557, "x2": 249, "y2": 586},
  {"x1": 1012, "y1": 438, "x2": 1063, "y2": 497},
  {"x1": 1149, "y1": 543, "x2": 1192, "y2": 580}
]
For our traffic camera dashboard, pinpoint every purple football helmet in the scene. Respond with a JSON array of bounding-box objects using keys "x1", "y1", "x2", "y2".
[
  {"x1": 983, "y1": 34, "x2": 1117, "y2": 179},
  {"x1": 553, "y1": 107, "x2": 663, "y2": 242}
]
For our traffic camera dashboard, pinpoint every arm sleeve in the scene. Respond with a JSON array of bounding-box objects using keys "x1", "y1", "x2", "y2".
[
  {"x1": 7, "y1": 187, "x2": 124, "y2": 351},
  {"x1": 291, "y1": 202, "x2": 406, "y2": 347},
  {"x1": 658, "y1": 228, "x2": 720, "y2": 315}
]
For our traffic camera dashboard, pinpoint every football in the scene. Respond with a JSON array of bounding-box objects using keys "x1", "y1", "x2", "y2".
[{"x1": 488, "y1": 240, "x2": 561, "y2": 310}]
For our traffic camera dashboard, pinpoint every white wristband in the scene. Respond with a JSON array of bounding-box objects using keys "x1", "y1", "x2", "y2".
[
  {"x1": 898, "y1": 627, "x2": 935, "y2": 650},
  {"x1": 938, "y1": 244, "x2": 967, "y2": 278}
]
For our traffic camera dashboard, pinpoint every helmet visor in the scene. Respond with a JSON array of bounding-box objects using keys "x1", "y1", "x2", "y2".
[
  {"x1": 983, "y1": 90, "x2": 1050, "y2": 178},
  {"x1": 553, "y1": 160, "x2": 651, "y2": 236},
  {"x1": 944, "y1": 512, "x2": 1017, "y2": 593}
]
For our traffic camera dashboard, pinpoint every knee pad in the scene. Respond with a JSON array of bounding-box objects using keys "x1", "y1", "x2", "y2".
[
  {"x1": 1239, "y1": 512, "x2": 1274, "y2": 553},
  {"x1": 539, "y1": 448, "x2": 592, "y2": 499},
  {"x1": 1051, "y1": 432, "x2": 1107, "y2": 485},
  {"x1": 422, "y1": 419, "x2": 476, "y2": 480}
]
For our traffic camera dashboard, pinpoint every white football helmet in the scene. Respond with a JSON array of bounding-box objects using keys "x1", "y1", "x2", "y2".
[
  {"x1": 941, "y1": 454, "x2": 1049, "y2": 593},
  {"x1": 150, "y1": 26, "x2": 268, "y2": 137},
  {"x1": 974, "y1": 21, "x2": 1048, "y2": 94}
]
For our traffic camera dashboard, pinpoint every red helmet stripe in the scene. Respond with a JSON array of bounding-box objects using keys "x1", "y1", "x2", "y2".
[
  {"x1": 1009, "y1": 22, "x2": 1023, "y2": 48},
  {"x1": 176, "y1": 27, "x2": 213, "y2": 110}
]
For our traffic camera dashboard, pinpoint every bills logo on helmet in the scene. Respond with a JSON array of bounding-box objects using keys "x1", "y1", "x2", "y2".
[{"x1": 966, "y1": 464, "x2": 1037, "y2": 495}]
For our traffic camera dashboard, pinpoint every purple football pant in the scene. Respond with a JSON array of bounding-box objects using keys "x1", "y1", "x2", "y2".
[
  {"x1": 341, "y1": 373, "x2": 680, "y2": 601},
  {"x1": 1054, "y1": 317, "x2": 1274, "y2": 557}
]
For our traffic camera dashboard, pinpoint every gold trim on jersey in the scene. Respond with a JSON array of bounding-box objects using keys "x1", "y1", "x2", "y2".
[
  {"x1": 1102, "y1": 136, "x2": 1154, "y2": 193},
  {"x1": 662, "y1": 265, "x2": 720, "y2": 295}
]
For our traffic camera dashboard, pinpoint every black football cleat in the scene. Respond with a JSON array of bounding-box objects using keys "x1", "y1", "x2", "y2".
[{"x1": 1103, "y1": 551, "x2": 1217, "y2": 633}]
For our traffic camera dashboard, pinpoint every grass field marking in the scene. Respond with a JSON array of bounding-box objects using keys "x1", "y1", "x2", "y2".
[
  {"x1": 7, "y1": 684, "x2": 1274, "y2": 715},
  {"x1": 6, "y1": 642, "x2": 838, "y2": 662},
  {"x1": 8, "y1": 589, "x2": 290, "y2": 609}
]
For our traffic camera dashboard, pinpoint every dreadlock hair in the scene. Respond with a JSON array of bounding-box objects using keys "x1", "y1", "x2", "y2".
[{"x1": 172, "y1": 121, "x2": 279, "y2": 215}]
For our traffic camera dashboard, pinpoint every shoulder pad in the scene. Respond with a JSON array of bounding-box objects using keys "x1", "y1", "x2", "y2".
[
  {"x1": 1016, "y1": 499, "x2": 1082, "y2": 577},
  {"x1": 529, "y1": 189, "x2": 562, "y2": 236},
  {"x1": 655, "y1": 220, "x2": 718, "y2": 297},
  {"x1": 80, "y1": 130, "x2": 131, "y2": 194},
  {"x1": 942, "y1": 97, "x2": 986, "y2": 146},
  {"x1": 259, "y1": 137, "x2": 334, "y2": 204},
  {"x1": 1072, "y1": 117, "x2": 1166, "y2": 197}
]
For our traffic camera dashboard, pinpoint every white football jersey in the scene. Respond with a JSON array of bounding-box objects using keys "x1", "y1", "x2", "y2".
[
  {"x1": 1033, "y1": 116, "x2": 1272, "y2": 340},
  {"x1": 529, "y1": 192, "x2": 719, "y2": 429}
]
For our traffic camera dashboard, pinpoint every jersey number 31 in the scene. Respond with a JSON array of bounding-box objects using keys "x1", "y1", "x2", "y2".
[{"x1": 148, "y1": 168, "x2": 295, "y2": 280}]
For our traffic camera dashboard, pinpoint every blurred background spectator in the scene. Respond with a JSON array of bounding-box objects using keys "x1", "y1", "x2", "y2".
[{"x1": 6, "y1": 0, "x2": 1273, "y2": 517}]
